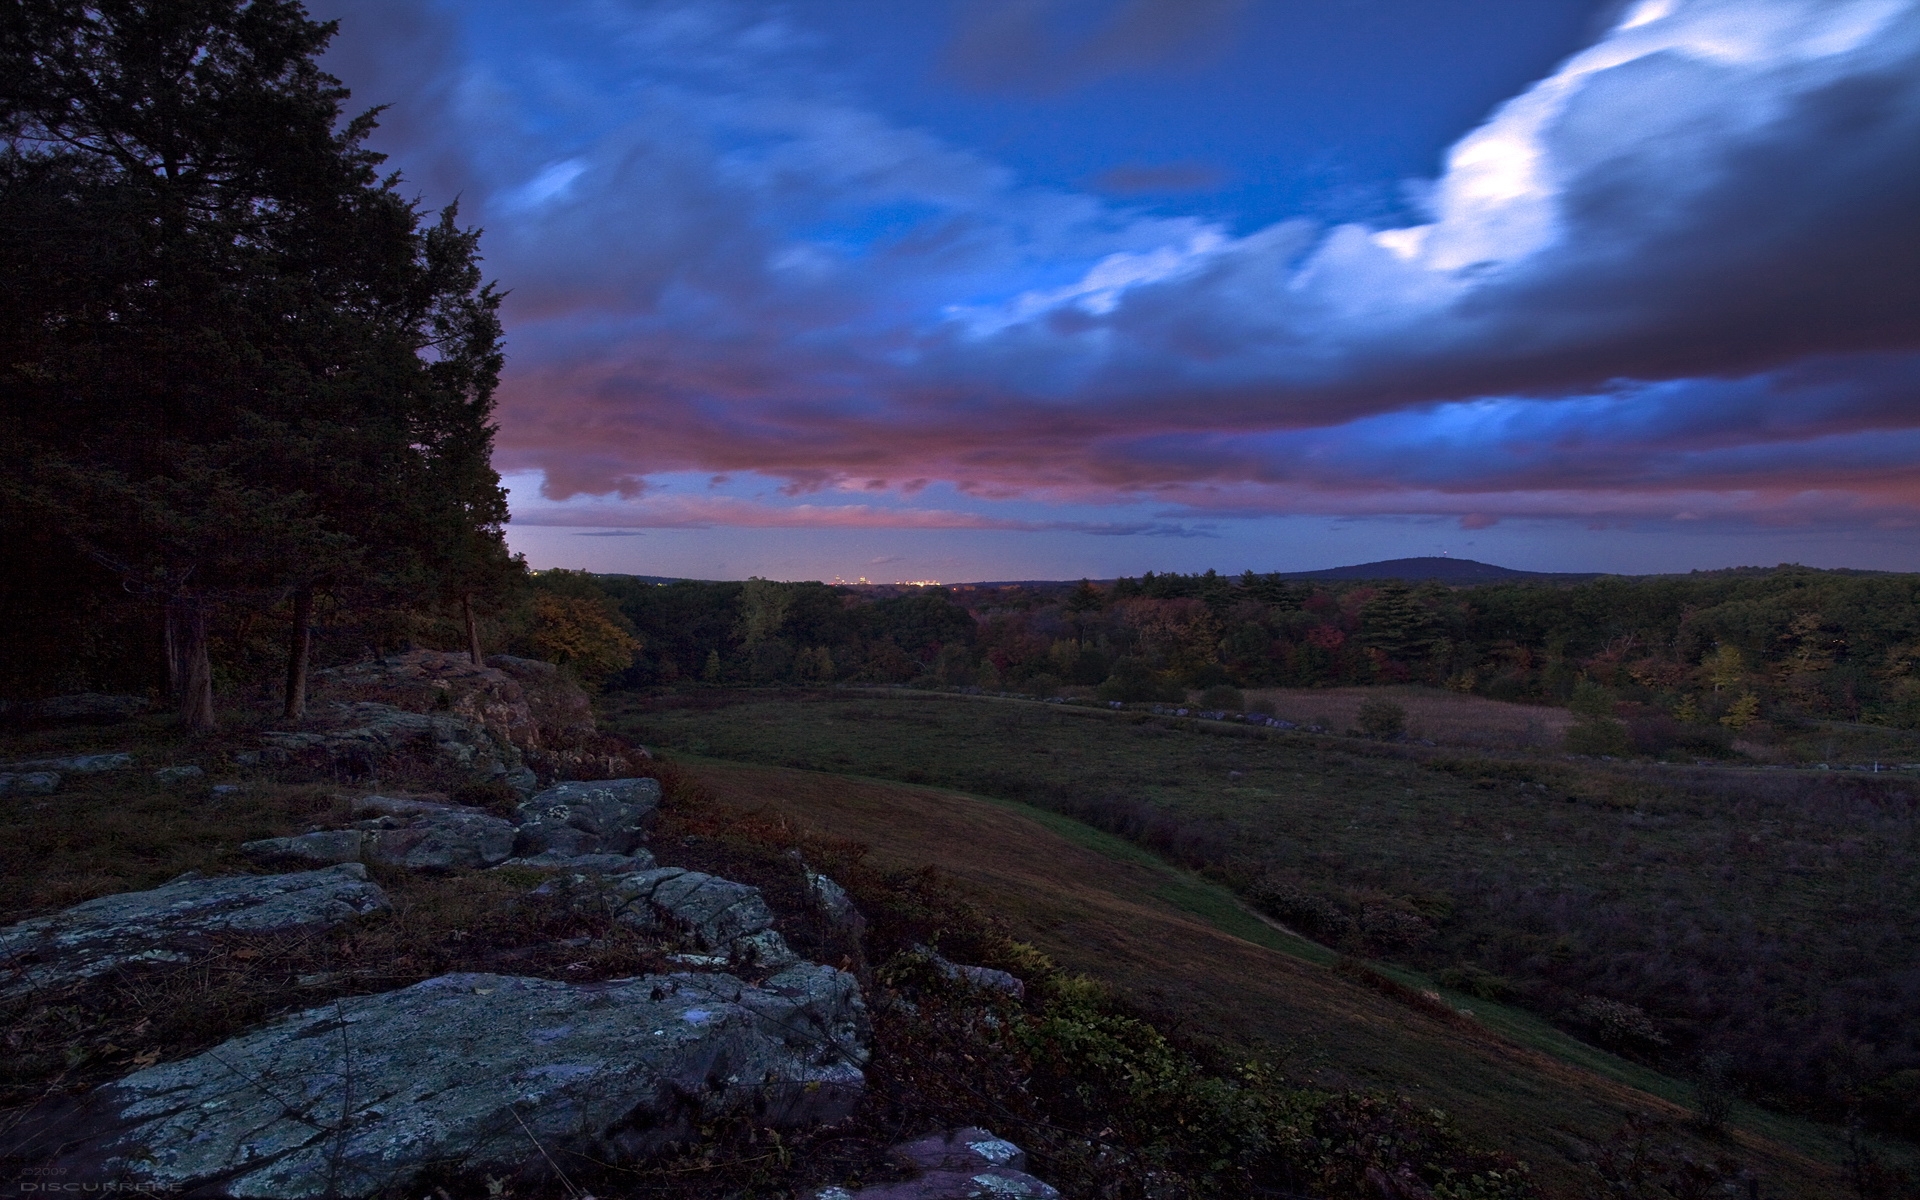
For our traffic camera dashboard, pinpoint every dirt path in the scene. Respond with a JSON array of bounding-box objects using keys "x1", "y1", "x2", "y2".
[{"x1": 683, "y1": 755, "x2": 1847, "y2": 1199}]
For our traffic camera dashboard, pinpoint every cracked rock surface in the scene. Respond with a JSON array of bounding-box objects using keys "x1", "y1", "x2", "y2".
[
  {"x1": 547, "y1": 866, "x2": 799, "y2": 968},
  {"x1": 26, "y1": 966, "x2": 870, "y2": 1198},
  {"x1": 512, "y1": 777, "x2": 661, "y2": 857},
  {"x1": 0, "y1": 865, "x2": 390, "y2": 1000}
]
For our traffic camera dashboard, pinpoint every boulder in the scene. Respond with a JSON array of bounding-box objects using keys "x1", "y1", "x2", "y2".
[
  {"x1": 808, "y1": 869, "x2": 867, "y2": 942},
  {"x1": 0, "y1": 771, "x2": 60, "y2": 796},
  {"x1": 247, "y1": 701, "x2": 536, "y2": 795},
  {"x1": 310, "y1": 649, "x2": 545, "y2": 748},
  {"x1": 242, "y1": 808, "x2": 519, "y2": 871},
  {"x1": 0, "y1": 752, "x2": 133, "y2": 773},
  {"x1": 548, "y1": 867, "x2": 798, "y2": 969},
  {"x1": 349, "y1": 792, "x2": 461, "y2": 819},
  {"x1": 512, "y1": 778, "x2": 660, "y2": 857},
  {"x1": 240, "y1": 829, "x2": 368, "y2": 867},
  {"x1": 153, "y1": 765, "x2": 204, "y2": 784},
  {"x1": 486, "y1": 654, "x2": 597, "y2": 744},
  {"x1": 28, "y1": 966, "x2": 870, "y2": 1198},
  {"x1": 0, "y1": 865, "x2": 390, "y2": 1000},
  {"x1": 814, "y1": 1128, "x2": 1059, "y2": 1200},
  {"x1": 926, "y1": 950, "x2": 1024, "y2": 1000}
]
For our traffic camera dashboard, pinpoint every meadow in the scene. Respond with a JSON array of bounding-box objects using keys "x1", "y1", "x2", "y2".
[{"x1": 606, "y1": 686, "x2": 1920, "y2": 1144}]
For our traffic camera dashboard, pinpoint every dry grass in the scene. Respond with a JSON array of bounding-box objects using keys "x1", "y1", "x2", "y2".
[
  {"x1": 1241, "y1": 686, "x2": 1576, "y2": 749},
  {"x1": 677, "y1": 756, "x2": 1850, "y2": 1199}
]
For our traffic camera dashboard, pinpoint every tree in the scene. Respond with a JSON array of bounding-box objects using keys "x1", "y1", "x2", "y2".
[{"x1": 0, "y1": 0, "x2": 507, "y2": 728}]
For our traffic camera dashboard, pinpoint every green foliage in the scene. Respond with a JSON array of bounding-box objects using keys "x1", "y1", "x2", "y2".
[
  {"x1": 523, "y1": 595, "x2": 639, "y2": 689},
  {"x1": 1356, "y1": 696, "x2": 1407, "y2": 739},
  {"x1": 1198, "y1": 683, "x2": 1245, "y2": 710},
  {"x1": 616, "y1": 692, "x2": 1920, "y2": 1134},
  {"x1": 1097, "y1": 656, "x2": 1185, "y2": 703},
  {"x1": 0, "y1": 0, "x2": 509, "y2": 713},
  {"x1": 1565, "y1": 717, "x2": 1632, "y2": 756}
]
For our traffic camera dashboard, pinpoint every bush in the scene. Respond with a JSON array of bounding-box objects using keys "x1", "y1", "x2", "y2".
[
  {"x1": 1565, "y1": 717, "x2": 1631, "y2": 756},
  {"x1": 1575, "y1": 995, "x2": 1668, "y2": 1054},
  {"x1": 1356, "y1": 696, "x2": 1407, "y2": 739},
  {"x1": 1198, "y1": 684, "x2": 1245, "y2": 711},
  {"x1": 1097, "y1": 657, "x2": 1185, "y2": 703},
  {"x1": 1692, "y1": 1051, "x2": 1736, "y2": 1135},
  {"x1": 1436, "y1": 964, "x2": 1515, "y2": 1002}
]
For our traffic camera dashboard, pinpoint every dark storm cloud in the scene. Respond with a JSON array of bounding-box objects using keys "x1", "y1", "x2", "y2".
[{"x1": 314, "y1": 0, "x2": 1920, "y2": 534}]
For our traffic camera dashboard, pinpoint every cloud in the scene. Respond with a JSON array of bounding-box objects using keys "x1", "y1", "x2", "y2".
[
  {"x1": 944, "y1": 0, "x2": 1250, "y2": 94},
  {"x1": 313, "y1": 0, "x2": 1920, "y2": 538},
  {"x1": 509, "y1": 492, "x2": 1207, "y2": 536},
  {"x1": 1092, "y1": 161, "x2": 1228, "y2": 194}
]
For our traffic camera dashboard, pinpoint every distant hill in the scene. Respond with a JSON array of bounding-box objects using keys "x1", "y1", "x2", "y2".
[{"x1": 1274, "y1": 557, "x2": 1597, "y2": 584}]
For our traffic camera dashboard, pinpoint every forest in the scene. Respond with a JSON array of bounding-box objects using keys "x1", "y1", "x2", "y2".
[{"x1": 555, "y1": 565, "x2": 1920, "y2": 743}]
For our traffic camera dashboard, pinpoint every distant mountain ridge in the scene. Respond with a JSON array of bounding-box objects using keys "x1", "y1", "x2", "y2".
[{"x1": 1274, "y1": 556, "x2": 1597, "y2": 584}]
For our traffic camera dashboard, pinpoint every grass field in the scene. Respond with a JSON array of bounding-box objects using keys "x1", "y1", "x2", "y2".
[
  {"x1": 606, "y1": 687, "x2": 1920, "y2": 1166},
  {"x1": 673, "y1": 754, "x2": 1860, "y2": 1197},
  {"x1": 1241, "y1": 685, "x2": 1576, "y2": 749}
]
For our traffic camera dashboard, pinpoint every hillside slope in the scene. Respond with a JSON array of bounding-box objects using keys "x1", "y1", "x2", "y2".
[{"x1": 679, "y1": 756, "x2": 1848, "y2": 1199}]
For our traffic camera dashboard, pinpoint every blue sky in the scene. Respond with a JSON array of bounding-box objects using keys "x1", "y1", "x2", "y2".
[{"x1": 316, "y1": 0, "x2": 1920, "y2": 581}]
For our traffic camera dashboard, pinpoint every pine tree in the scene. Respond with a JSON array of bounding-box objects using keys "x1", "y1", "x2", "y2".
[{"x1": 0, "y1": 0, "x2": 507, "y2": 728}]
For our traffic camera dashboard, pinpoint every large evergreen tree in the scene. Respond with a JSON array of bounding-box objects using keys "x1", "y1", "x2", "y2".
[{"x1": 0, "y1": 0, "x2": 507, "y2": 728}]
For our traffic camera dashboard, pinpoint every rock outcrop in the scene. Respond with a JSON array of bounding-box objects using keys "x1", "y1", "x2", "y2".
[
  {"x1": 814, "y1": 1128, "x2": 1059, "y2": 1200},
  {"x1": 0, "y1": 771, "x2": 60, "y2": 796},
  {"x1": 29, "y1": 966, "x2": 870, "y2": 1198},
  {"x1": 512, "y1": 777, "x2": 660, "y2": 857},
  {"x1": 0, "y1": 865, "x2": 390, "y2": 1000},
  {"x1": 925, "y1": 949, "x2": 1025, "y2": 999},
  {"x1": 243, "y1": 807, "x2": 521, "y2": 871},
  {"x1": 546, "y1": 867, "x2": 799, "y2": 969},
  {"x1": 243, "y1": 701, "x2": 538, "y2": 795},
  {"x1": 240, "y1": 778, "x2": 661, "y2": 873}
]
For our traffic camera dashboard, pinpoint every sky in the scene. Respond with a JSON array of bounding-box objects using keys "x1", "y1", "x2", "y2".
[{"x1": 312, "y1": 0, "x2": 1920, "y2": 581}]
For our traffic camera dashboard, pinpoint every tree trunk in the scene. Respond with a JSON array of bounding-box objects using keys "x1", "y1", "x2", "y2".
[
  {"x1": 463, "y1": 593, "x2": 483, "y2": 667},
  {"x1": 166, "y1": 596, "x2": 215, "y2": 733},
  {"x1": 284, "y1": 587, "x2": 314, "y2": 720}
]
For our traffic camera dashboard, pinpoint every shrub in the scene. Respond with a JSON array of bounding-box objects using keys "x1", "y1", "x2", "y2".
[
  {"x1": 1436, "y1": 964, "x2": 1515, "y2": 1002},
  {"x1": 1356, "y1": 696, "x2": 1407, "y2": 739},
  {"x1": 1861, "y1": 1068, "x2": 1920, "y2": 1140},
  {"x1": 1575, "y1": 995, "x2": 1668, "y2": 1053},
  {"x1": 1692, "y1": 1051, "x2": 1736, "y2": 1135},
  {"x1": 1199, "y1": 684, "x2": 1245, "y2": 711},
  {"x1": 1097, "y1": 656, "x2": 1184, "y2": 703},
  {"x1": 1565, "y1": 718, "x2": 1631, "y2": 756}
]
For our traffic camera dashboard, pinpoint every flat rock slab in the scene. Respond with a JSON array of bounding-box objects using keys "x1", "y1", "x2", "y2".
[
  {"x1": 815, "y1": 1128, "x2": 1059, "y2": 1199},
  {"x1": 26, "y1": 966, "x2": 870, "y2": 1198},
  {"x1": 513, "y1": 778, "x2": 660, "y2": 857},
  {"x1": 0, "y1": 865, "x2": 390, "y2": 1000}
]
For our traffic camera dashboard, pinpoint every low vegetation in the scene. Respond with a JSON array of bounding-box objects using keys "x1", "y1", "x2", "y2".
[
  {"x1": 1, "y1": 719, "x2": 1542, "y2": 1199},
  {"x1": 610, "y1": 688, "x2": 1920, "y2": 1153}
]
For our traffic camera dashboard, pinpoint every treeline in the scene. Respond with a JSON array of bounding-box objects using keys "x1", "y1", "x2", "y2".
[
  {"x1": 580, "y1": 566, "x2": 1920, "y2": 730},
  {"x1": 1, "y1": 0, "x2": 519, "y2": 724}
]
